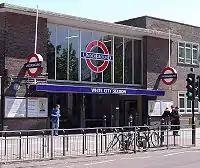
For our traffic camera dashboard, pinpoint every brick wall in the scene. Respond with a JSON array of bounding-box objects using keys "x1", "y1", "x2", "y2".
[
  {"x1": 145, "y1": 17, "x2": 200, "y2": 105},
  {"x1": 5, "y1": 12, "x2": 47, "y2": 79},
  {"x1": 0, "y1": 13, "x2": 5, "y2": 75},
  {"x1": 2, "y1": 12, "x2": 49, "y2": 130}
]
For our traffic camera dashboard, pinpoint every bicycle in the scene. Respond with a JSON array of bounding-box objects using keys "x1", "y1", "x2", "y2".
[
  {"x1": 106, "y1": 129, "x2": 126, "y2": 152},
  {"x1": 137, "y1": 123, "x2": 164, "y2": 148},
  {"x1": 106, "y1": 128, "x2": 147, "y2": 152}
]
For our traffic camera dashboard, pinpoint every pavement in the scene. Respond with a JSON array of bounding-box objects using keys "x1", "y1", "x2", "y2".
[{"x1": 2, "y1": 147, "x2": 200, "y2": 168}]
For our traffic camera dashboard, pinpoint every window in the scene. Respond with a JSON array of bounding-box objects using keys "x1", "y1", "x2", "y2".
[
  {"x1": 178, "y1": 42, "x2": 199, "y2": 65},
  {"x1": 178, "y1": 92, "x2": 199, "y2": 113}
]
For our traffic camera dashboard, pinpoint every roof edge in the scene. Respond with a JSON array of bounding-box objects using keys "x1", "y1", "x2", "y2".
[{"x1": 0, "y1": 3, "x2": 182, "y2": 40}]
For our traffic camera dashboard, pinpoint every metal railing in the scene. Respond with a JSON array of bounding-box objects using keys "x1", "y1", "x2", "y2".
[{"x1": 0, "y1": 124, "x2": 197, "y2": 163}]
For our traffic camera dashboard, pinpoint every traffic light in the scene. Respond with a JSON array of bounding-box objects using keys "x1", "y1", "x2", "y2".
[
  {"x1": 196, "y1": 76, "x2": 200, "y2": 101},
  {"x1": 186, "y1": 73, "x2": 195, "y2": 100}
]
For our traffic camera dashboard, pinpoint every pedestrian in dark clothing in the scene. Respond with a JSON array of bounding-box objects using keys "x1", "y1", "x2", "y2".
[
  {"x1": 162, "y1": 107, "x2": 171, "y2": 126},
  {"x1": 170, "y1": 106, "x2": 180, "y2": 136}
]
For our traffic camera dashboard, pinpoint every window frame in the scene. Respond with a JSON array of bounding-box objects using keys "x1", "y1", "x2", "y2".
[
  {"x1": 178, "y1": 41, "x2": 199, "y2": 65},
  {"x1": 178, "y1": 91, "x2": 199, "y2": 114}
]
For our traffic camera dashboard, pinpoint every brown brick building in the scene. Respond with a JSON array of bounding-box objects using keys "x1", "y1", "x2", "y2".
[{"x1": 0, "y1": 3, "x2": 198, "y2": 130}]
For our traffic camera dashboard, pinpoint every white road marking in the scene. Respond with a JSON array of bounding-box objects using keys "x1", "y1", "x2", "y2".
[
  {"x1": 121, "y1": 156, "x2": 152, "y2": 160},
  {"x1": 84, "y1": 159, "x2": 115, "y2": 166},
  {"x1": 163, "y1": 151, "x2": 186, "y2": 156}
]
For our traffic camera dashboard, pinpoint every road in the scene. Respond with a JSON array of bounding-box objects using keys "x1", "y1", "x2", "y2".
[{"x1": 2, "y1": 147, "x2": 200, "y2": 168}]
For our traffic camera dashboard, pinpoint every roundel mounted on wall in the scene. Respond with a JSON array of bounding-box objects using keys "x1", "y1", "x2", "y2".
[{"x1": 25, "y1": 53, "x2": 43, "y2": 77}]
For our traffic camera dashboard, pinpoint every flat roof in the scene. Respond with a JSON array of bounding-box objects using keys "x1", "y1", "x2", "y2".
[{"x1": 0, "y1": 3, "x2": 182, "y2": 40}]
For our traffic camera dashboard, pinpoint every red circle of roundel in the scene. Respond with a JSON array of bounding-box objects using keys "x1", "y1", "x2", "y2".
[
  {"x1": 27, "y1": 54, "x2": 40, "y2": 77},
  {"x1": 85, "y1": 40, "x2": 109, "y2": 73},
  {"x1": 161, "y1": 67, "x2": 177, "y2": 85}
]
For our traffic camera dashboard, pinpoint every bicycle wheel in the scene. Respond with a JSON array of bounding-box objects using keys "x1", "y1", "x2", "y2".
[
  {"x1": 136, "y1": 135, "x2": 146, "y2": 150},
  {"x1": 106, "y1": 135, "x2": 119, "y2": 152},
  {"x1": 150, "y1": 131, "x2": 160, "y2": 147}
]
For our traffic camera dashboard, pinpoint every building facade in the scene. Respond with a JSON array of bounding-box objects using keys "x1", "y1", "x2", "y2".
[
  {"x1": 118, "y1": 16, "x2": 200, "y2": 125},
  {"x1": 0, "y1": 3, "x2": 197, "y2": 131}
]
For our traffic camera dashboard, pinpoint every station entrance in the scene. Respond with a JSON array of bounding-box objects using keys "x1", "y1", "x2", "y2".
[{"x1": 48, "y1": 93, "x2": 141, "y2": 129}]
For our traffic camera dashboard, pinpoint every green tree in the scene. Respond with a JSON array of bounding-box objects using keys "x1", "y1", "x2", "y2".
[
  {"x1": 47, "y1": 29, "x2": 78, "y2": 81},
  {"x1": 56, "y1": 43, "x2": 78, "y2": 81}
]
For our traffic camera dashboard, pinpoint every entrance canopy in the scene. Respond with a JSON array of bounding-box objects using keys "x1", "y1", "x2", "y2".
[{"x1": 30, "y1": 84, "x2": 165, "y2": 96}]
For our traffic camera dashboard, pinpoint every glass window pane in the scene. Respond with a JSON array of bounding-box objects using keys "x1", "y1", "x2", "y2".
[
  {"x1": 179, "y1": 94, "x2": 185, "y2": 97},
  {"x1": 186, "y1": 44, "x2": 191, "y2": 48},
  {"x1": 47, "y1": 25, "x2": 56, "y2": 79},
  {"x1": 187, "y1": 99, "x2": 191, "y2": 108},
  {"x1": 180, "y1": 98, "x2": 184, "y2": 108},
  {"x1": 124, "y1": 38, "x2": 133, "y2": 84},
  {"x1": 193, "y1": 44, "x2": 198, "y2": 49},
  {"x1": 179, "y1": 42, "x2": 184, "y2": 47},
  {"x1": 81, "y1": 30, "x2": 92, "y2": 81},
  {"x1": 179, "y1": 47, "x2": 185, "y2": 63},
  {"x1": 134, "y1": 40, "x2": 142, "y2": 84},
  {"x1": 186, "y1": 48, "x2": 191, "y2": 59},
  {"x1": 103, "y1": 35, "x2": 113, "y2": 83},
  {"x1": 68, "y1": 28, "x2": 79, "y2": 81},
  {"x1": 56, "y1": 26, "x2": 68, "y2": 80},
  {"x1": 186, "y1": 48, "x2": 191, "y2": 64},
  {"x1": 193, "y1": 59, "x2": 198, "y2": 65},
  {"x1": 114, "y1": 36, "x2": 123, "y2": 83},
  {"x1": 193, "y1": 49, "x2": 198, "y2": 62}
]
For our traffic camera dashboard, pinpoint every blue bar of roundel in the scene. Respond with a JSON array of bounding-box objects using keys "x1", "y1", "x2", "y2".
[{"x1": 32, "y1": 84, "x2": 165, "y2": 96}]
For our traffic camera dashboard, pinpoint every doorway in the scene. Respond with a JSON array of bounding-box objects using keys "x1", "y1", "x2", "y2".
[{"x1": 124, "y1": 100, "x2": 138, "y2": 126}]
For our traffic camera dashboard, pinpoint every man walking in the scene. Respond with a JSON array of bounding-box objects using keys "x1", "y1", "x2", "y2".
[{"x1": 51, "y1": 104, "x2": 61, "y2": 136}]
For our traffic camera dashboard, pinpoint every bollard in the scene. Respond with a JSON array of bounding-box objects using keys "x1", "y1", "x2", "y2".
[
  {"x1": 4, "y1": 132, "x2": 7, "y2": 156},
  {"x1": 100, "y1": 129, "x2": 103, "y2": 153},
  {"x1": 82, "y1": 130, "x2": 85, "y2": 155},
  {"x1": 47, "y1": 132, "x2": 50, "y2": 153},
  {"x1": 103, "y1": 115, "x2": 107, "y2": 127},
  {"x1": 50, "y1": 129, "x2": 54, "y2": 160},
  {"x1": 19, "y1": 132, "x2": 22, "y2": 160},
  {"x1": 148, "y1": 116, "x2": 151, "y2": 126},
  {"x1": 63, "y1": 130, "x2": 65, "y2": 156},
  {"x1": 26, "y1": 132, "x2": 29, "y2": 154},
  {"x1": 42, "y1": 131, "x2": 45, "y2": 158},
  {"x1": 96, "y1": 129, "x2": 98, "y2": 157},
  {"x1": 104, "y1": 128, "x2": 107, "y2": 150},
  {"x1": 121, "y1": 128, "x2": 124, "y2": 151},
  {"x1": 160, "y1": 118, "x2": 165, "y2": 146},
  {"x1": 66, "y1": 130, "x2": 69, "y2": 152},
  {"x1": 111, "y1": 115, "x2": 114, "y2": 127},
  {"x1": 167, "y1": 125, "x2": 169, "y2": 149},
  {"x1": 134, "y1": 127, "x2": 137, "y2": 153},
  {"x1": 129, "y1": 115, "x2": 133, "y2": 127}
]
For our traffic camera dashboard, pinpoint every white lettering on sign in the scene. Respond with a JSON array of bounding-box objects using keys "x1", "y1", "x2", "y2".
[
  {"x1": 112, "y1": 89, "x2": 126, "y2": 94},
  {"x1": 91, "y1": 88, "x2": 127, "y2": 94},
  {"x1": 91, "y1": 88, "x2": 103, "y2": 93}
]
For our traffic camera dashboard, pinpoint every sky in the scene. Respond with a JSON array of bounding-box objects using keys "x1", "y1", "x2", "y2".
[{"x1": 1, "y1": 0, "x2": 200, "y2": 26}]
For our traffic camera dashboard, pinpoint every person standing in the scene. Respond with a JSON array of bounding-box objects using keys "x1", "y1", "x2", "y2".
[
  {"x1": 162, "y1": 107, "x2": 171, "y2": 126},
  {"x1": 170, "y1": 106, "x2": 180, "y2": 136},
  {"x1": 51, "y1": 104, "x2": 61, "y2": 136}
]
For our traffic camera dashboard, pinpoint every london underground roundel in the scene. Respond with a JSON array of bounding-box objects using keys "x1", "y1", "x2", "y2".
[
  {"x1": 161, "y1": 67, "x2": 177, "y2": 85},
  {"x1": 81, "y1": 40, "x2": 113, "y2": 73},
  {"x1": 25, "y1": 53, "x2": 43, "y2": 77}
]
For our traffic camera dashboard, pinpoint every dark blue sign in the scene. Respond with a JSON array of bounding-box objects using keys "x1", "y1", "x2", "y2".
[
  {"x1": 81, "y1": 51, "x2": 113, "y2": 61},
  {"x1": 31, "y1": 84, "x2": 165, "y2": 96}
]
